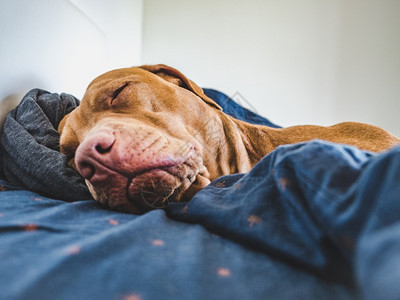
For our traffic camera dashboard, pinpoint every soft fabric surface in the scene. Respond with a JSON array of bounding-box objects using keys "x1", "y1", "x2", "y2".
[
  {"x1": 168, "y1": 141, "x2": 400, "y2": 299},
  {"x1": 0, "y1": 89, "x2": 91, "y2": 200},
  {"x1": 0, "y1": 88, "x2": 399, "y2": 299}
]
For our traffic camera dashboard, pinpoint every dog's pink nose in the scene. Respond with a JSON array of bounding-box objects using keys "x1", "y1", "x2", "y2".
[{"x1": 75, "y1": 131, "x2": 116, "y2": 181}]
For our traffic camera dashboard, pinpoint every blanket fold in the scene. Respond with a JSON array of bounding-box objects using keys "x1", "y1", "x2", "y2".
[
  {"x1": 166, "y1": 141, "x2": 400, "y2": 299},
  {"x1": 0, "y1": 89, "x2": 92, "y2": 201}
]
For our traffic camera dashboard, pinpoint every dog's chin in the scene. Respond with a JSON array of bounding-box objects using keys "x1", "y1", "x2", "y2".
[
  {"x1": 127, "y1": 168, "x2": 191, "y2": 210},
  {"x1": 86, "y1": 164, "x2": 208, "y2": 214}
]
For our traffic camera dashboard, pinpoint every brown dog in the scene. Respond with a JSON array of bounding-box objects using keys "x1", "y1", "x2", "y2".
[{"x1": 58, "y1": 64, "x2": 400, "y2": 214}]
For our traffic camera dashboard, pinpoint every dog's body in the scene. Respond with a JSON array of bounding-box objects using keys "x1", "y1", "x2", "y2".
[{"x1": 58, "y1": 64, "x2": 400, "y2": 213}]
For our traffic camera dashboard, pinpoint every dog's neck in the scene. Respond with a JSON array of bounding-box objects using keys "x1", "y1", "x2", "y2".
[
  {"x1": 204, "y1": 112, "x2": 278, "y2": 178},
  {"x1": 233, "y1": 120, "x2": 278, "y2": 165},
  {"x1": 229, "y1": 117, "x2": 280, "y2": 165}
]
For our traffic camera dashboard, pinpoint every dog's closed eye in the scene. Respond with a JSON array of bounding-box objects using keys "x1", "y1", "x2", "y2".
[{"x1": 111, "y1": 82, "x2": 129, "y2": 104}]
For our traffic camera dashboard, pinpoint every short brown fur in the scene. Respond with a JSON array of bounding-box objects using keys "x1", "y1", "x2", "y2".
[{"x1": 59, "y1": 64, "x2": 400, "y2": 213}]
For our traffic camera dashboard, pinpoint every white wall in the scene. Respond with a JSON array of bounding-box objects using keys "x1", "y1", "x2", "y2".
[
  {"x1": 142, "y1": 0, "x2": 400, "y2": 136},
  {"x1": 333, "y1": 1, "x2": 400, "y2": 133},
  {"x1": 2, "y1": 1, "x2": 399, "y2": 136},
  {"x1": 0, "y1": 0, "x2": 143, "y2": 128}
]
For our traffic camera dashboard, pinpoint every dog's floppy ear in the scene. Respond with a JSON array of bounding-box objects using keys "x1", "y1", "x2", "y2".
[{"x1": 139, "y1": 64, "x2": 222, "y2": 110}]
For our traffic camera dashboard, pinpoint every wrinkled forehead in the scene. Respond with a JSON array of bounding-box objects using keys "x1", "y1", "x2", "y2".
[
  {"x1": 58, "y1": 68, "x2": 151, "y2": 140},
  {"x1": 60, "y1": 67, "x2": 185, "y2": 132},
  {"x1": 86, "y1": 67, "x2": 152, "y2": 90}
]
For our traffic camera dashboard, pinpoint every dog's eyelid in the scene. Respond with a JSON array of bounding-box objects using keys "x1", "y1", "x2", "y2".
[{"x1": 111, "y1": 82, "x2": 130, "y2": 102}]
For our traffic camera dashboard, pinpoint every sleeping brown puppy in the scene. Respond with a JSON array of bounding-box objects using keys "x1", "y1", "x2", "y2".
[{"x1": 58, "y1": 64, "x2": 400, "y2": 214}]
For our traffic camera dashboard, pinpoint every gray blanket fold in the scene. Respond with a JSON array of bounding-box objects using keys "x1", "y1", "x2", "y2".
[{"x1": 0, "y1": 89, "x2": 92, "y2": 200}]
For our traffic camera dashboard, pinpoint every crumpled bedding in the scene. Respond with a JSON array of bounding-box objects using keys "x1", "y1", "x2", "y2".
[
  {"x1": 168, "y1": 141, "x2": 400, "y2": 299},
  {"x1": 0, "y1": 89, "x2": 92, "y2": 200},
  {"x1": 0, "y1": 88, "x2": 399, "y2": 299}
]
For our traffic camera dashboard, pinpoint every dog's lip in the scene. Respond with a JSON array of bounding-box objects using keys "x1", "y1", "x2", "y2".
[
  {"x1": 126, "y1": 167, "x2": 181, "y2": 211},
  {"x1": 128, "y1": 159, "x2": 186, "y2": 180},
  {"x1": 125, "y1": 154, "x2": 198, "y2": 208},
  {"x1": 86, "y1": 162, "x2": 185, "y2": 213},
  {"x1": 78, "y1": 141, "x2": 200, "y2": 213}
]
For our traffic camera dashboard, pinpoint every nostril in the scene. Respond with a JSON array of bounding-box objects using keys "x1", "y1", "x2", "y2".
[
  {"x1": 74, "y1": 130, "x2": 116, "y2": 182},
  {"x1": 93, "y1": 133, "x2": 115, "y2": 155},
  {"x1": 95, "y1": 143, "x2": 112, "y2": 154}
]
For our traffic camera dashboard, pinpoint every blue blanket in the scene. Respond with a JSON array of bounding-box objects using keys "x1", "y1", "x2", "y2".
[{"x1": 0, "y1": 89, "x2": 399, "y2": 299}]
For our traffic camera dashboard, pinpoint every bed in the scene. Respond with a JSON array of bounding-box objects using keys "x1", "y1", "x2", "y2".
[{"x1": 0, "y1": 88, "x2": 399, "y2": 299}]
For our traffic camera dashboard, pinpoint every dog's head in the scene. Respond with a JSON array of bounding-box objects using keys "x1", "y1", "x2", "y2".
[{"x1": 58, "y1": 64, "x2": 224, "y2": 214}]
